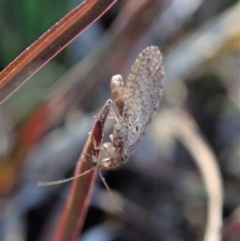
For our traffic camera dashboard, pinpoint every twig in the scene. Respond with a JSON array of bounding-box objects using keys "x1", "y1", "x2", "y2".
[{"x1": 159, "y1": 109, "x2": 223, "y2": 241}]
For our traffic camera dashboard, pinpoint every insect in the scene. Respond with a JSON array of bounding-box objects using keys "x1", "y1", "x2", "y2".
[
  {"x1": 93, "y1": 46, "x2": 164, "y2": 170},
  {"x1": 38, "y1": 46, "x2": 164, "y2": 186}
]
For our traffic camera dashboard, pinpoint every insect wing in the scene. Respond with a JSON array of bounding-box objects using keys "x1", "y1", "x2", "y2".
[{"x1": 122, "y1": 46, "x2": 164, "y2": 156}]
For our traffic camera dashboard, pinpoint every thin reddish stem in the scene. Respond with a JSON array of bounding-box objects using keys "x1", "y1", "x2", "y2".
[
  {"x1": 53, "y1": 100, "x2": 112, "y2": 241},
  {"x1": 0, "y1": 0, "x2": 118, "y2": 103}
]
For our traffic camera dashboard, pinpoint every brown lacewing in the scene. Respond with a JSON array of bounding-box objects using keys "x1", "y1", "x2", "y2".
[
  {"x1": 93, "y1": 46, "x2": 164, "y2": 169},
  {"x1": 38, "y1": 46, "x2": 164, "y2": 186}
]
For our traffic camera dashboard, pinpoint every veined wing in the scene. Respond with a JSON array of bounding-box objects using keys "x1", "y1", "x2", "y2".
[{"x1": 121, "y1": 46, "x2": 164, "y2": 157}]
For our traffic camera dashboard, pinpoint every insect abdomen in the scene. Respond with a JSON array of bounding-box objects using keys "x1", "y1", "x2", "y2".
[{"x1": 110, "y1": 75, "x2": 125, "y2": 115}]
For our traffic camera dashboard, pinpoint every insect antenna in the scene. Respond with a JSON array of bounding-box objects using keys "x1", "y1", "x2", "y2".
[{"x1": 37, "y1": 167, "x2": 96, "y2": 186}]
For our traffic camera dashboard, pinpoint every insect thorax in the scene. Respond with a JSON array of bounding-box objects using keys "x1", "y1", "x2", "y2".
[{"x1": 100, "y1": 142, "x2": 126, "y2": 169}]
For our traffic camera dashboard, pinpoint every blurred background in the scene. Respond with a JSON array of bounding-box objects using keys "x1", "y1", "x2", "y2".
[{"x1": 0, "y1": 0, "x2": 239, "y2": 241}]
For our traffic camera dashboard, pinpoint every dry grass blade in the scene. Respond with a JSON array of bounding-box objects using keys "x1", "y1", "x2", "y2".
[
  {"x1": 0, "y1": 0, "x2": 118, "y2": 103},
  {"x1": 164, "y1": 1, "x2": 240, "y2": 83},
  {"x1": 52, "y1": 100, "x2": 112, "y2": 241},
  {"x1": 159, "y1": 109, "x2": 223, "y2": 241}
]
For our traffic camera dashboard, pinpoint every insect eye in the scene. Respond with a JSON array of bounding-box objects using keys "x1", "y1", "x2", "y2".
[{"x1": 92, "y1": 158, "x2": 98, "y2": 165}]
